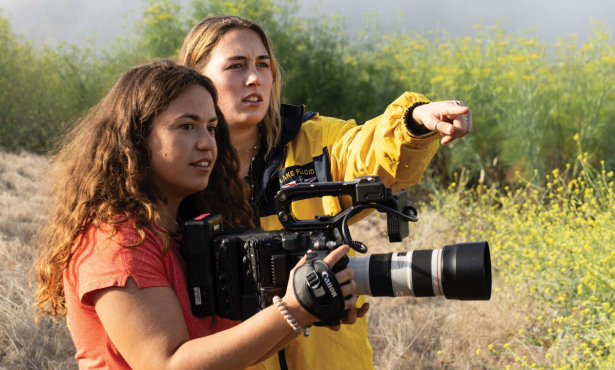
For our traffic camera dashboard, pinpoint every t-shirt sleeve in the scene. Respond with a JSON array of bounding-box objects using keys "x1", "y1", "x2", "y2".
[{"x1": 70, "y1": 224, "x2": 171, "y2": 305}]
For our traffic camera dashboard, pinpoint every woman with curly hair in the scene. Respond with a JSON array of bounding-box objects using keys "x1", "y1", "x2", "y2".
[{"x1": 33, "y1": 59, "x2": 357, "y2": 369}]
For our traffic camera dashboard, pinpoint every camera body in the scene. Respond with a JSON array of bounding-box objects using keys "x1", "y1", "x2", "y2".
[
  {"x1": 183, "y1": 176, "x2": 414, "y2": 320},
  {"x1": 185, "y1": 221, "x2": 345, "y2": 320}
]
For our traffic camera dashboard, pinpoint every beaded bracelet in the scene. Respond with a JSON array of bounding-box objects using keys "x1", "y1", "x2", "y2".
[{"x1": 272, "y1": 296, "x2": 304, "y2": 334}]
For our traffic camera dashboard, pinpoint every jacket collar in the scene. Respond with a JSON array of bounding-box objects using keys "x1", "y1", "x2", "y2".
[
  {"x1": 255, "y1": 103, "x2": 305, "y2": 203},
  {"x1": 278, "y1": 103, "x2": 305, "y2": 148}
]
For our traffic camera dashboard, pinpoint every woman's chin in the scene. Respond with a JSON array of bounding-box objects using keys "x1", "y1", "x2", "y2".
[
  {"x1": 230, "y1": 109, "x2": 268, "y2": 127},
  {"x1": 177, "y1": 181, "x2": 211, "y2": 199},
  {"x1": 229, "y1": 120, "x2": 264, "y2": 131}
]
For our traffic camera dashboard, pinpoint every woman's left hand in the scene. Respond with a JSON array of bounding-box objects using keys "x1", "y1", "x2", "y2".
[
  {"x1": 412, "y1": 101, "x2": 473, "y2": 145},
  {"x1": 341, "y1": 301, "x2": 369, "y2": 325}
]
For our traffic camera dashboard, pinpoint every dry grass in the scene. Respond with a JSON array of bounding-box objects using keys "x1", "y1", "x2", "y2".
[
  {"x1": 0, "y1": 150, "x2": 530, "y2": 369},
  {"x1": 0, "y1": 150, "x2": 75, "y2": 369},
  {"x1": 349, "y1": 213, "x2": 541, "y2": 369}
]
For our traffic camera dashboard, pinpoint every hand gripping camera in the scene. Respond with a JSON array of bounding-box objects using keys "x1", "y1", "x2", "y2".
[{"x1": 184, "y1": 176, "x2": 492, "y2": 325}]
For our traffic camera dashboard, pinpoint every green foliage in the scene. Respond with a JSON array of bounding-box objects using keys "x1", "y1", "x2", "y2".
[
  {"x1": 0, "y1": 12, "x2": 139, "y2": 151},
  {"x1": 0, "y1": 1, "x2": 614, "y2": 183},
  {"x1": 0, "y1": 15, "x2": 67, "y2": 151},
  {"x1": 430, "y1": 145, "x2": 615, "y2": 368},
  {"x1": 135, "y1": 0, "x2": 188, "y2": 58},
  {"x1": 385, "y1": 23, "x2": 615, "y2": 184}
]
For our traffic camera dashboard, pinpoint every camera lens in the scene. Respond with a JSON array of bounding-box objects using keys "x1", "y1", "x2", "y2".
[{"x1": 348, "y1": 241, "x2": 491, "y2": 301}]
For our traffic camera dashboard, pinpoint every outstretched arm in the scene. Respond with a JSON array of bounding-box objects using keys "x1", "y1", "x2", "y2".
[{"x1": 327, "y1": 94, "x2": 473, "y2": 188}]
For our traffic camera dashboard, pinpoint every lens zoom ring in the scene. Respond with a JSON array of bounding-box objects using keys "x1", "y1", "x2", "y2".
[
  {"x1": 411, "y1": 250, "x2": 435, "y2": 297},
  {"x1": 368, "y1": 254, "x2": 394, "y2": 297}
]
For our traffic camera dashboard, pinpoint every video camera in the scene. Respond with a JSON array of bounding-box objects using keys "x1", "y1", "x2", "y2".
[{"x1": 184, "y1": 176, "x2": 491, "y2": 325}]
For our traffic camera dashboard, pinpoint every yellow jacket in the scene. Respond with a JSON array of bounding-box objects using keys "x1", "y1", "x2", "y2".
[{"x1": 248, "y1": 92, "x2": 440, "y2": 370}]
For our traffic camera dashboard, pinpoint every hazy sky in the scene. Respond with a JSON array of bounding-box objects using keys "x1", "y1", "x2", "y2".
[{"x1": 1, "y1": 0, "x2": 614, "y2": 47}]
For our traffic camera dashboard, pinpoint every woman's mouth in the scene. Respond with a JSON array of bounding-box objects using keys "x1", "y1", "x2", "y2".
[
  {"x1": 242, "y1": 94, "x2": 263, "y2": 106},
  {"x1": 191, "y1": 161, "x2": 210, "y2": 167},
  {"x1": 190, "y1": 161, "x2": 213, "y2": 172}
]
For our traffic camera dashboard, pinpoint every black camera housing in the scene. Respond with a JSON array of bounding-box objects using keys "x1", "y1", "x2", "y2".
[{"x1": 183, "y1": 176, "x2": 417, "y2": 321}]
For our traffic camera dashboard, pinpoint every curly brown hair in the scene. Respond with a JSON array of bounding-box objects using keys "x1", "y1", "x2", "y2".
[{"x1": 33, "y1": 59, "x2": 253, "y2": 317}]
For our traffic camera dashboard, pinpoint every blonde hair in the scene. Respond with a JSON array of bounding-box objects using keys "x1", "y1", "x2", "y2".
[{"x1": 178, "y1": 15, "x2": 283, "y2": 157}]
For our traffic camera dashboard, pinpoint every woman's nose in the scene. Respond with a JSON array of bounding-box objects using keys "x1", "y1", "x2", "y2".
[
  {"x1": 197, "y1": 130, "x2": 216, "y2": 151},
  {"x1": 245, "y1": 65, "x2": 262, "y2": 87}
]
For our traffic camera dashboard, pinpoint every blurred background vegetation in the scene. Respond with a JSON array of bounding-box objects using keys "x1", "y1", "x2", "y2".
[
  {"x1": 0, "y1": 0, "x2": 614, "y2": 186},
  {"x1": 1, "y1": 1, "x2": 614, "y2": 368}
]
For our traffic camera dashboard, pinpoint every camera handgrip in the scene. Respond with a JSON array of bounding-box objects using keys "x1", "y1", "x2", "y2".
[
  {"x1": 293, "y1": 259, "x2": 346, "y2": 325},
  {"x1": 313, "y1": 253, "x2": 352, "y2": 327}
]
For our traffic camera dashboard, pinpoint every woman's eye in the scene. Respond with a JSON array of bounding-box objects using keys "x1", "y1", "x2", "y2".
[
  {"x1": 257, "y1": 62, "x2": 270, "y2": 68},
  {"x1": 229, "y1": 63, "x2": 243, "y2": 69},
  {"x1": 208, "y1": 126, "x2": 217, "y2": 135},
  {"x1": 180, "y1": 123, "x2": 194, "y2": 130}
]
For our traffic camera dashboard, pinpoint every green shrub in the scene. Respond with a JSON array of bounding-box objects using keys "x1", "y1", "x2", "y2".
[{"x1": 0, "y1": 1, "x2": 613, "y2": 184}]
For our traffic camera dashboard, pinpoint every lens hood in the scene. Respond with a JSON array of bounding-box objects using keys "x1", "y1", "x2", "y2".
[{"x1": 441, "y1": 242, "x2": 491, "y2": 300}]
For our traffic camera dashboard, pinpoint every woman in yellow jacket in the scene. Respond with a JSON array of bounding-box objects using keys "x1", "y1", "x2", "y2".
[{"x1": 178, "y1": 15, "x2": 473, "y2": 370}]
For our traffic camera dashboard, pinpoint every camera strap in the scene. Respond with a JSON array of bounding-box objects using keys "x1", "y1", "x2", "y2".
[{"x1": 293, "y1": 258, "x2": 345, "y2": 324}]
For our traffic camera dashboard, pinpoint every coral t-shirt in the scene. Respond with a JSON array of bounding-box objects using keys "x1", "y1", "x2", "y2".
[{"x1": 63, "y1": 219, "x2": 238, "y2": 369}]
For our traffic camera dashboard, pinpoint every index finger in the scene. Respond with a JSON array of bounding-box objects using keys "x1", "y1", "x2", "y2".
[
  {"x1": 356, "y1": 303, "x2": 370, "y2": 318},
  {"x1": 322, "y1": 245, "x2": 350, "y2": 267},
  {"x1": 444, "y1": 104, "x2": 470, "y2": 117}
]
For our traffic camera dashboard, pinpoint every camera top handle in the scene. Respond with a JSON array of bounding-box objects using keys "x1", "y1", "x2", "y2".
[{"x1": 275, "y1": 176, "x2": 419, "y2": 253}]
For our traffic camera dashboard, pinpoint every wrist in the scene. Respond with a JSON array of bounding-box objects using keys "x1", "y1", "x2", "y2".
[
  {"x1": 411, "y1": 103, "x2": 426, "y2": 125},
  {"x1": 280, "y1": 294, "x2": 314, "y2": 328},
  {"x1": 404, "y1": 101, "x2": 432, "y2": 136}
]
